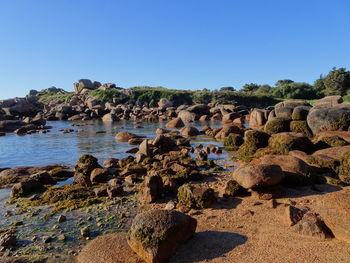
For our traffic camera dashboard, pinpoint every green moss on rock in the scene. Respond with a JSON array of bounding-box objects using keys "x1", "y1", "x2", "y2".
[
  {"x1": 314, "y1": 135, "x2": 348, "y2": 148},
  {"x1": 337, "y1": 151, "x2": 350, "y2": 184},
  {"x1": 222, "y1": 180, "x2": 245, "y2": 197},
  {"x1": 224, "y1": 133, "x2": 244, "y2": 150},
  {"x1": 236, "y1": 130, "x2": 270, "y2": 162},
  {"x1": 132, "y1": 227, "x2": 166, "y2": 249},
  {"x1": 264, "y1": 118, "x2": 290, "y2": 134},
  {"x1": 177, "y1": 184, "x2": 215, "y2": 209},
  {"x1": 307, "y1": 156, "x2": 340, "y2": 172},
  {"x1": 24, "y1": 184, "x2": 100, "y2": 215},
  {"x1": 290, "y1": 121, "x2": 313, "y2": 138},
  {"x1": 268, "y1": 133, "x2": 313, "y2": 155}
]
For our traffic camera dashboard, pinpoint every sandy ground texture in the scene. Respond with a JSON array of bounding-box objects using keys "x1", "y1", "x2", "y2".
[
  {"x1": 162, "y1": 186, "x2": 350, "y2": 263},
  {"x1": 76, "y1": 185, "x2": 350, "y2": 263}
]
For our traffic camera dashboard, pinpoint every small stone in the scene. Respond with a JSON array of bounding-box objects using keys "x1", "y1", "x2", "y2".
[
  {"x1": 284, "y1": 205, "x2": 306, "y2": 226},
  {"x1": 52, "y1": 224, "x2": 60, "y2": 230},
  {"x1": 58, "y1": 234, "x2": 66, "y2": 241},
  {"x1": 267, "y1": 199, "x2": 278, "y2": 208},
  {"x1": 0, "y1": 234, "x2": 16, "y2": 248},
  {"x1": 293, "y1": 212, "x2": 332, "y2": 239},
  {"x1": 165, "y1": 201, "x2": 176, "y2": 210},
  {"x1": 42, "y1": 236, "x2": 52, "y2": 243},
  {"x1": 57, "y1": 215, "x2": 66, "y2": 223},
  {"x1": 80, "y1": 226, "x2": 90, "y2": 237}
]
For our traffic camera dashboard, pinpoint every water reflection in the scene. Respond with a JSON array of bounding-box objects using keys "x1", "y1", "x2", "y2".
[{"x1": 0, "y1": 120, "x2": 226, "y2": 168}]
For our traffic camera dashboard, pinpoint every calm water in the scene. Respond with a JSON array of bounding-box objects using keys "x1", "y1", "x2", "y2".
[{"x1": 0, "y1": 120, "x2": 227, "y2": 168}]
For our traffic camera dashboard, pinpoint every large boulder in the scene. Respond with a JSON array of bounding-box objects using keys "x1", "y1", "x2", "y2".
[
  {"x1": 292, "y1": 106, "x2": 311, "y2": 121},
  {"x1": 214, "y1": 124, "x2": 243, "y2": 140},
  {"x1": 102, "y1": 113, "x2": 119, "y2": 122},
  {"x1": 77, "y1": 233, "x2": 143, "y2": 263},
  {"x1": 264, "y1": 118, "x2": 290, "y2": 134},
  {"x1": 275, "y1": 100, "x2": 311, "y2": 109},
  {"x1": 222, "y1": 112, "x2": 240, "y2": 123},
  {"x1": 127, "y1": 210, "x2": 197, "y2": 263},
  {"x1": 74, "y1": 154, "x2": 101, "y2": 186},
  {"x1": 115, "y1": 131, "x2": 139, "y2": 142},
  {"x1": 0, "y1": 120, "x2": 26, "y2": 132},
  {"x1": 165, "y1": 118, "x2": 184, "y2": 129},
  {"x1": 257, "y1": 155, "x2": 312, "y2": 185},
  {"x1": 0, "y1": 97, "x2": 42, "y2": 117},
  {"x1": 158, "y1": 98, "x2": 173, "y2": 109},
  {"x1": 236, "y1": 130, "x2": 270, "y2": 161},
  {"x1": 186, "y1": 104, "x2": 210, "y2": 115},
  {"x1": 275, "y1": 107, "x2": 293, "y2": 119},
  {"x1": 268, "y1": 132, "x2": 313, "y2": 155},
  {"x1": 249, "y1": 109, "x2": 269, "y2": 127},
  {"x1": 180, "y1": 126, "x2": 200, "y2": 137},
  {"x1": 315, "y1": 96, "x2": 343, "y2": 107},
  {"x1": 307, "y1": 104, "x2": 350, "y2": 134},
  {"x1": 74, "y1": 79, "x2": 96, "y2": 94},
  {"x1": 231, "y1": 163, "x2": 285, "y2": 189},
  {"x1": 178, "y1": 110, "x2": 197, "y2": 122}
]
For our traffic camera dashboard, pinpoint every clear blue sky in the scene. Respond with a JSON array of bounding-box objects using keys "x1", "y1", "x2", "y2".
[{"x1": 0, "y1": 0, "x2": 349, "y2": 99}]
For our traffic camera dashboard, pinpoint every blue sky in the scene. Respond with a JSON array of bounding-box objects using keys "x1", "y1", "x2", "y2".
[{"x1": 0, "y1": 0, "x2": 349, "y2": 99}]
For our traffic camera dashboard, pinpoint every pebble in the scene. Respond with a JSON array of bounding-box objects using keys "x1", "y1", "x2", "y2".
[
  {"x1": 80, "y1": 226, "x2": 90, "y2": 237},
  {"x1": 57, "y1": 215, "x2": 66, "y2": 223},
  {"x1": 42, "y1": 236, "x2": 52, "y2": 243}
]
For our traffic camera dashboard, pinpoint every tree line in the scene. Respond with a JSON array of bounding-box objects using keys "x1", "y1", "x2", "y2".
[{"x1": 220, "y1": 67, "x2": 350, "y2": 100}]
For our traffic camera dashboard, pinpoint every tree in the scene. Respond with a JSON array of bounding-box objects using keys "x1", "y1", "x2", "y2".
[
  {"x1": 241, "y1": 83, "x2": 260, "y2": 93},
  {"x1": 322, "y1": 67, "x2": 350, "y2": 96},
  {"x1": 275, "y1": 79, "x2": 294, "y2": 87},
  {"x1": 255, "y1": 84, "x2": 272, "y2": 95},
  {"x1": 313, "y1": 75, "x2": 326, "y2": 97},
  {"x1": 220, "y1": 86, "x2": 236, "y2": 92},
  {"x1": 272, "y1": 82, "x2": 319, "y2": 99}
]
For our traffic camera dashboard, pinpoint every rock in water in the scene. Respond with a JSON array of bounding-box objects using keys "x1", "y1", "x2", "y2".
[
  {"x1": 127, "y1": 210, "x2": 197, "y2": 263},
  {"x1": 165, "y1": 117, "x2": 184, "y2": 128}
]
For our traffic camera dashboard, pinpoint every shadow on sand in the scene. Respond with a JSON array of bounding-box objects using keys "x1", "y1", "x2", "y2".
[{"x1": 169, "y1": 231, "x2": 247, "y2": 263}]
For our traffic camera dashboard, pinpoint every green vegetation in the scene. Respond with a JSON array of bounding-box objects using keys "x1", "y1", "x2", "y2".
[
  {"x1": 89, "y1": 89, "x2": 128, "y2": 103},
  {"x1": 37, "y1": 92, "x2": 74, "y2": 104},
  {"x1": 35, "y1": 66, "x2": 350, "y2": 106}
]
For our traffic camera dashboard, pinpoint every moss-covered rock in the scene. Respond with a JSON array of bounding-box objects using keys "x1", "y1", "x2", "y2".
[
  {"x1": 268, "y1": 132, "x2": 313, "y2": 155},
  {"x1": 221, "y1": 180, "x2": 245, "y2": 197},
  {"x1": 292, "y1": 106, "x2": 311, "y2": 121},
  {"x1": 290, "y1": 121, "x2": 313, "y2": 138},
  {"x1": 337, "y1": 151, "x2": 350, "y2": 184},
  {"x1": 223, "y1": 133, "x2": 244, "y2": 150},
  {"x1": 307, "y1": 156, "x2": 340, "y2": 172},
  {"x1": 48, "y1": 167, "x2": 74, "y2": 181},
  {"x1": 314, "y1": 135, "x2": 349, "y2": 149},
  {"x1": 74, "y1": 154, "x2": 101, "y2": 186},
  {"x1": 264, "y1": 118, "x2": 290, "y2": 134},
  {"x1": 127, "y1": 210, "x2": 197, "y2": 263},
  {"x1": 177, "y1": 183, "x2": 215, "y2": 209},
  {"x1": 75, "y1": 154, "x2": 100, "y2": 176},
  {"x1": 236, "y1": 130, "x2": 270, "y2": 162},
  {"x1": 17, "y1": 184, "x2": 100, "y2": 215}
]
